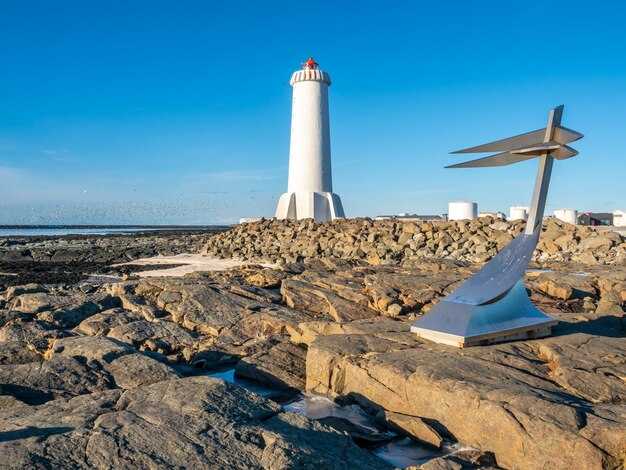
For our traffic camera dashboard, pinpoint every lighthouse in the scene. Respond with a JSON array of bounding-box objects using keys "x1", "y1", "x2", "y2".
[{"x1": 275, "y1": 58, "x2": 345, "y2": 221}]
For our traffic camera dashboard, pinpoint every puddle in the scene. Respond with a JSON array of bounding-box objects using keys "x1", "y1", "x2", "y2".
[
  {"x1": 374, "y1": 438, "x2": 475, "y2": 468},
  {"x1": 284, "y1": 395, "x2": 381, "y2": 433},
  {"x1": 209, "y1": 368, "x2": 476, "y2": 468},
  {"x1": 207, "y1": 368, "x2": 279, "y2": 398}
]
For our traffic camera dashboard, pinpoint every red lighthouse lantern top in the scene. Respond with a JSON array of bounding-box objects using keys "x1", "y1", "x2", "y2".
[{"x1": 302, "y1": 57, "x2": 319, "y2": 70}]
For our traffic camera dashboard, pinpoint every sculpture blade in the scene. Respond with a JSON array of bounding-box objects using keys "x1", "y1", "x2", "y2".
[
  {"x1": 551, "y1": 144, "x2": 578, "y2": 160},
  {"x1": 452, "y1": 125, "x2": 582, "y2": 154},
  {"x1": 553, "y1": 126, "x2": 584, "y2": 145},
  {"x1": 446, "y1": 151, "x2": 536, "y2": 168},
  {"x1": 511, "y1": 141, "x2": 561, "y2": 156},
  {"x1": 452, "y1": 129, "x2": 545, "y2": 154}
]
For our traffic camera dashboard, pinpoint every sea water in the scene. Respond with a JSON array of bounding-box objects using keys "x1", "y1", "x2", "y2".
[{"x1": 0, "y1": 226, "x2": 220, "y2": 236}]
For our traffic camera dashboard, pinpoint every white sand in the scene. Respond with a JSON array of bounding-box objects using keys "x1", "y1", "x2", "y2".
[{"x1": 115, "y1": 253, "x2": 274, "y2": 278}]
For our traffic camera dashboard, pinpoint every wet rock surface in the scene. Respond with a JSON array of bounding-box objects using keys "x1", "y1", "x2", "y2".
[
  {"x1": 0, "y1": 227, "x2": 625, "y2": 468},
  {"x1": 0, "y1": 229, "x2": 222, "y2": 286}
]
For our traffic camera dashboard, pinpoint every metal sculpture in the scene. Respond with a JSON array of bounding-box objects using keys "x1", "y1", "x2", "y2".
[{"x1": 411, "y1": 105, "x2": 583, "y2": 347}]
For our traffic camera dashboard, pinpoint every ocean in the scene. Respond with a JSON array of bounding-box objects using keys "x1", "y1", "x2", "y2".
[{"x1": 0, "y1": 226, "x2": 227, "y2": 237}]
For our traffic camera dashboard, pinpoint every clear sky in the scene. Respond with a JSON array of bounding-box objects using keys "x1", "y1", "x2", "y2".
[{"x1": 1, "y1": 0, "x2": 624, "y2": 224}]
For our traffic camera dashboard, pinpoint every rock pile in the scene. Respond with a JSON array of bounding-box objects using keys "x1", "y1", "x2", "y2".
[{"x1": 203, "y1": 217, "x2": 626, "y2": 266}]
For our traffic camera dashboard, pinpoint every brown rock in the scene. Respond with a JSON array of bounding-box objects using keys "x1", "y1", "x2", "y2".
[
  {"x1": 378, "y1": 410, "x2": 443, "y2": 449},
  {"x1": 235, "y1": 340, "x2": 307, "y2": 391}
]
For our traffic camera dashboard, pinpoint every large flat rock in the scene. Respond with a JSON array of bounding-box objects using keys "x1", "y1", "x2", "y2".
[
  {"x1": 0, "y1": 376, "x2": 388, "y2": 469},
  {"x1": 306, "y1": 325, "x2": 626, "y2": 469}
]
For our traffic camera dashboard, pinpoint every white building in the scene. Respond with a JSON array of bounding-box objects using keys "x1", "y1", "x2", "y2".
[
  {"x1": 554, "y1": 209, "x2": 578, "y2": 225},
  {"x1": 275, "y1": 58, "x2": 345, "y2": 221},
  {"x1": 614, "y1": 210, "x2": 626, "y2": 227},
  {"x1": 448, "y1": 201, "x2": 478, "y2": 220}
]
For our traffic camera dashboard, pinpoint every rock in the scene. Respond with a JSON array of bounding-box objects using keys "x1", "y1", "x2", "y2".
[
  {"x1": 306, "y1": 332, "x2": 618, "y2": 470},
  {"x1": 596, "y1": 300, "x2": 624, "y2": 316},
  {"x1": 378, "y1": 410, "x2": 443, "y2": 449},
  {"x1": 0, "y1": 340, "x2": 42, "y2": 365},
  {"x1": 228, "y1": 283, "x2": 282, "y2": 303},
  {"x1": 581, "y1": 236, "x2": 614, "y2": 253},
  {"x1": 235, "y1": 340, "x2": 307, "y2": 391},
  {"x1": 281, "y1": 278, "x2": 375, "y2": 322},
  {"x1": 537, "y1": 334, "x2": 626, "y2": 403},
  {"x1": 74, "y1": 307, "x2": 144, "y2": 336},
  {"x1": 0, "y1": 355, "x2": 112, "y2": 404},
  {"x1": 9, "y1": 292, "x2": 119, "y2": 328},
  {"x1": 535, "y1": 277, "x2": 572, "y2": 299},
  {"x1": 1, "y1": 284, "x2": 47, "y2": 302},
  {"x1": 290, "y1": 318, "x2": 408, "y2": 345},
  {"x1": 533, "y1": 272, "x2": 596, "y2": 300},
  {"x1": 244, "y1": 267, "x2": 289, "y2": 288},
  {"x1": 106, "y1": 320, "x2": 199, "y2": 355},
  {"x1": 0, "y1": 335, "x2": 181, "y2": 406},
  {"x1": 122, "y1": 278, "x2": 262, "y2": 336},
  {"x1": 0, "y1": 376, "x2": 387, "y2": 469},
  {"x1": 420, "y1": 458, "x2": 463, "y2": 470},
  {"x1": 50, "y1": 336, "x2": 180, "y2": 390}
]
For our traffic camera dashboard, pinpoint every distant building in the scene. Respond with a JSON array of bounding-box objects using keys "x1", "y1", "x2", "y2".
[
  {"x1": 478, "y1": 211, "x2": 507, "y2": 220},
  {"x1": 614, "y1": 210, "x2": 626, "y2": 227},
  {"x1": 578, "y1": 212, "x2": 614, "y2": 226},
  {"x1": 375, "y1": 213, "x2": 445, "y2": 222}
]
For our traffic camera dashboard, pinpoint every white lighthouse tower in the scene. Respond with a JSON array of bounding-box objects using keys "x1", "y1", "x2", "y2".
[{"x1": 275, "y1": 58, "x2": 345, "y2": 221}]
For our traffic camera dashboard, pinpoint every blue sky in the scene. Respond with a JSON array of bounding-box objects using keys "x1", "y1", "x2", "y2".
[{"x1": 0, "y1": 1, "x2": 624, "y2": 224}]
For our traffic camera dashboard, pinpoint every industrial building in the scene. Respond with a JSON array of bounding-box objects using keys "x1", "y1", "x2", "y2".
[{"x1": 577, "y1": 212, "x2": 614, "y2": 226}]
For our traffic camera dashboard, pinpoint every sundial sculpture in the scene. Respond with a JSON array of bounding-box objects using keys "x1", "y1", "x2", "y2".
[{"x1": 411, "y1": 105, "x2": 583, "y2": 347}]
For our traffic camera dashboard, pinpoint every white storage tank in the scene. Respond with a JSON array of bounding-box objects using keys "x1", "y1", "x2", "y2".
[
  {"x1": 554, "y1": 209, "x2": 578, "y2": 225},
  {"x1": 509, "y1": 206, "x2": 529, "y2": 221},
  {"x1": 448, "y1": 201, "x2": 478, "y2": 221}
]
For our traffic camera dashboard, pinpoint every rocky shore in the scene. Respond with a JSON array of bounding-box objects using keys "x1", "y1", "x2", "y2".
[{"x1": 0, "y1": 222, "x2": 625, "y2": 469}]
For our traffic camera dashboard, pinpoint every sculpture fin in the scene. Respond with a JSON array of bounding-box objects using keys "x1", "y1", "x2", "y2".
[
  {"x1": 553, "y1": 126, "x2": 584, "y2": 145},
  {"x1": 446, "y1": 151, "x2": 536, "y2": 168},
  {"x1": 551, "y1": 144, "x2": 578, "y2": 160},
  {"x1": 452, "y1": 129, "x2": 545, "y2": 154}
]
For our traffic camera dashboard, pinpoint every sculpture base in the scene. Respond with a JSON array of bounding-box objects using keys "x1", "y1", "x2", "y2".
[
  {"x1": 411, "y1": 279, "x2": 557, "y2": 348},
  {"x1": 275, "y1": 191, "x2": 345, "y2": 222}
]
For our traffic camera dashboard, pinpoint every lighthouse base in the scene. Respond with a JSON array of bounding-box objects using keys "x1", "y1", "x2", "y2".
[{"x1": 275, "y1": 191, "x2": 345, "y2": 222}]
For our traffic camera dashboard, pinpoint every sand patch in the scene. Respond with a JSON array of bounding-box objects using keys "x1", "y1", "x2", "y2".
[{"x1": 116, "y1": 253, "x2": 274, "y2": 277}]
